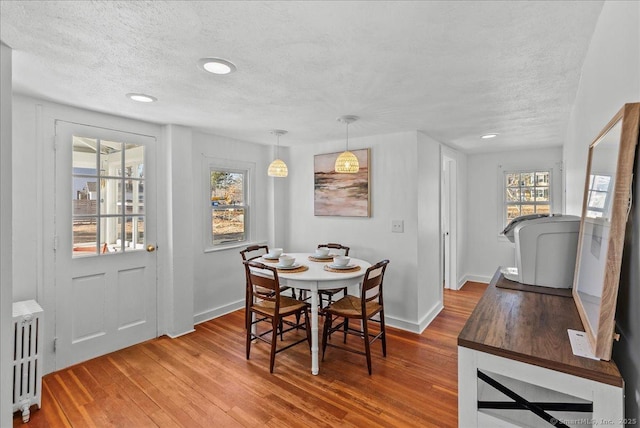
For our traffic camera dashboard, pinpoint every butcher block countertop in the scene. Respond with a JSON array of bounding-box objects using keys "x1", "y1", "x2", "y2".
[{"x1": 457, "y1": 269, "x2": 623, "y2": 387}]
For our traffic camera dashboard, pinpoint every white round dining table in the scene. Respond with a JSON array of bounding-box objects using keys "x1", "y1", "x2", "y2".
[{"x1": 259, "y1": 252, "x2": 371, "y2": 375}]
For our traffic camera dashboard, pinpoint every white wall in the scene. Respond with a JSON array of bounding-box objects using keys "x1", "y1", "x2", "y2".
[
  {"x1": 1, "y1": 41, "x2": 13, "y2": 428},
  {"x1": 563, "y1": 1, "x2": 640, "y2": 420},
  {"x1": 417, "y1": 132, "x2": 445, "y2": 329},
  {"x1": 161, "y1": 125, "x2": 195, "y2": 337},
  {"x1": 191, "y1": 131, "x2": 276, "y2": 324},
  {"x1": 465, "y1": 147, "x2": 563, "y2": 282},
  {"x1": 286, "y1": 130, "x2": 442, "y2": 332},
  {"x1": 564, "y1": 1, "x2": 640, "y2": 215}
]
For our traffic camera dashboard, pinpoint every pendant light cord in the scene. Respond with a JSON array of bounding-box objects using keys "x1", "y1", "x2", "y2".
[
  {"x1": 276, "y1": 133, "x2": 280, "y2": 158},
  {"x1": 346, "y1": 122, "x2": 349, "y2": 151}
]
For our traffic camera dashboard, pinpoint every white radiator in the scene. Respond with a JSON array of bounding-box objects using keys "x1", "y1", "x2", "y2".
[{"x1": 12, "y1": 300, "x2": 44, "y2": 423}]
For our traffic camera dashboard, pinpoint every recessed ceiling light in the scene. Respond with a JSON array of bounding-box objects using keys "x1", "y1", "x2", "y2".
[
  {"x1": 481, "y1": 133, "x2": 498, "y2": 139},
  {"x1": 126, "y1": 93, "x2": 157, "y2": 103},
  {"x1": 198, "y1": 57, "x2": 237, "y2": 75}
]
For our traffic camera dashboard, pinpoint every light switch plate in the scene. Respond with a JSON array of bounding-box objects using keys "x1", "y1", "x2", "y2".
[{"x1": 392, "y1": 220, "x2": 404, "y2": 233}]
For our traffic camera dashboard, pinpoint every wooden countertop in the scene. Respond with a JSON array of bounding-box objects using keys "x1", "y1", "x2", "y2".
[{"x1": 458, "y1": 269, "x2": 623, "y2": 387}]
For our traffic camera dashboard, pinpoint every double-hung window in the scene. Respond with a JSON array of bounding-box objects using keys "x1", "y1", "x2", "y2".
[
  {"x1": 504, "y1": 170, "x2": 552, "y2": 225},
  {"x1": 209, "y1": 168, "x2": 248, "y2": 246}
]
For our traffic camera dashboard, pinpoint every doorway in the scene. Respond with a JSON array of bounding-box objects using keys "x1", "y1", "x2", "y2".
[
  {"x1": 54, "y1": 121, "x2": 158, "y2": 369},
  {"x1": 441, "y1": 150, "x2": 458, "y2": 290}
]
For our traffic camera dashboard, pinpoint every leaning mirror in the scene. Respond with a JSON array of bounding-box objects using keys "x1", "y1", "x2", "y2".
[{"x1": 572, "y1": 103, "x2": 640, "y2": 360}]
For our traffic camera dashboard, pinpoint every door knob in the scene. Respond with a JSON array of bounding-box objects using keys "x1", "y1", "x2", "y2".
[{"x1": 146, "y1": 244, "x2": 156, "y2": 252}]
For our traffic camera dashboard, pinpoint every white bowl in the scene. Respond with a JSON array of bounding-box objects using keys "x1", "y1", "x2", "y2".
[
  {"x1": 278, "y1": 255, "x2": 295, "y2": 267},
  {"x1": 333, "y1": 256, "x2": 350, "y2": 267},
  {"x1": 270, "y1": 248, "x2": 283, "y2": 257},
  {"x1": 315, "y1": 248, "x2": 330, "y2": 257}
]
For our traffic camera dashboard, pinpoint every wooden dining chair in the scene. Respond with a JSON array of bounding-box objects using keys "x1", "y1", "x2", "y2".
[
  {"x1": 240, "y1": 245, "x2": 295, "y2": 329},
  {"x1": 240, "y1": 244, "x2": 270, "y2": 262},
  {"x1": 317, "y1": 243, "x2": 350, "y2": 308},
  {"x1": 244, "y1": 260, "x2": 311, "y2": 373},
  {"x1": 321, "y1": 259, "x2": 390, "y2": 374}
]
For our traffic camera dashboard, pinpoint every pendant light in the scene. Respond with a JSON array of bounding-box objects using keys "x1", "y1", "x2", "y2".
[
  {"x1": 268, "y1": 129, "x2": 288, "y2": 177},
  {"x1": 335, "y1": 115, "x2": 359, "y2": 173}
]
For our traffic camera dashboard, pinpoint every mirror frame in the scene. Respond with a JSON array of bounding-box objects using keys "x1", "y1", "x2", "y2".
[{"x1": 572, "y1": 102, "x2": 640, "y2": 360}]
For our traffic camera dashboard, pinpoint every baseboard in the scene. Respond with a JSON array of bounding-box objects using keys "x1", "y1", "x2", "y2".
[
  {"x1": 193, "y1": 299, "x2": 244, "y2": 325},
  {"x1": 166, "y1": 328, "x2": 196, "y2": 339},
  {"x1": 458, "y1": 273, "x2": 492, "y2": 287},
  {"x1": 417, "y1": 300, "x2": 444, "y2": 333},
  {"x1": 386, "y1": 300, "x2": 444, "y2": 334}
]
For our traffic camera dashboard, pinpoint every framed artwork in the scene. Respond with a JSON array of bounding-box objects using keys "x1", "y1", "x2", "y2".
[{"x1": 314, "y1": 148, "x2": 370, "y2": 217}]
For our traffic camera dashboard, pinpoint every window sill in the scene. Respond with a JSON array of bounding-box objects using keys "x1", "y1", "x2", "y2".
[{"x1": 204, "y1": 240, "x2": 267, "y2": 254}]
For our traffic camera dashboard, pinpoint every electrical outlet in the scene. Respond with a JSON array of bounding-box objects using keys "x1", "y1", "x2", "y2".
[{"x1": 392, "y1": 220, "x2": 404, "y2": 233}]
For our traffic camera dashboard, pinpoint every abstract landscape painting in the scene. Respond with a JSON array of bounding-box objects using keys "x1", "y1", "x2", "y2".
[{"x1": 314, "y1": 148, "x2": 370, "y2": 217}]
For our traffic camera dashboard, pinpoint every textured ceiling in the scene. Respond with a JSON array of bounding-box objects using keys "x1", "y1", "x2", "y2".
[{"x1": 0, "y1": 1, "x2": 603, "y2": 153}]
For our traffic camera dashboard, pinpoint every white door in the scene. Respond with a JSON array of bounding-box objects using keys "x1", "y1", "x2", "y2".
[
  {"x1": 441, "y1": 152, "x2": 457, "y2": 290},
  {"x1": 54, "y1": 122, "x2": 157, "y2": 369}
]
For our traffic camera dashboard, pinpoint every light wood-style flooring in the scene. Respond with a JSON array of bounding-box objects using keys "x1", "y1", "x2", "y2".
[{"x1": 13, "y1": 282, "x2": 487, "y2": 427}]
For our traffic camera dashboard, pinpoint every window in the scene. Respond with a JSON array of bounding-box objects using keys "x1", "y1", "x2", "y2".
[
  {"x1": 586, "y1": 174, "x2": 612, "y2": 218},
  {"x1": 210, "y1": 168, "x2": 248, "y2": 246},
  {"x1": 72, "y1": 136, "x2": 145, "y2": 256},
  {"x1": 504, "y1": 171, "x2": 551, "y2": 224}
]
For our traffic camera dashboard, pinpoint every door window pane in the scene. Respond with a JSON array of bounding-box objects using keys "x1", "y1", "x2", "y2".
[
  {"x1": 100, "y1": 141, "x2": 123, "y2": 177},
  {"x1": 134, "y1": 217, "x2": 145, "y2": 248},
  {"x1": 136, "y1": 181, "x2": 145, "y2": 214},
  {"x1": 73, "y1": 217, "x2": 97, "y2": 255},
  {"x1": 100, "y1": 217, "x2": 120, "y2": 253},
  {"x1": 99, "y1": 179, "x2": 122, "y2": 214},
  {"x1": 73, "y1": 177, "x2": 98, "y2": 215}
]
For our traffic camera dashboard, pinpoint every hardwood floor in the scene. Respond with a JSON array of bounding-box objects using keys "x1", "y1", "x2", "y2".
[{"x1": 13, "y1": 282, "x2": 487, "y2": 427}]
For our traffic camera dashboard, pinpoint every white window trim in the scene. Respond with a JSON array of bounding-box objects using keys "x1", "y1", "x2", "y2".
[
  {"x1": 202, "y1": 156, "x2": 255, "y2": 252},
  {"x1": 497, "y1": 161, "x2": 563, "y2": 242}
]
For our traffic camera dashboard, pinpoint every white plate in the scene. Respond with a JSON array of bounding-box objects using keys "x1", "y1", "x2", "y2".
[
  {"x1": 312, "y1": 254, "x2": 333, "y2": 259},
  {"x1": 277, "y1": 263, "x2": 301, "y2": 270},
  {"x1": 262, "y1": 254, "x2": 280, "y2": 260},
  {"x1": 329, "y1": 264, "x2": 356, "y2": 270}
]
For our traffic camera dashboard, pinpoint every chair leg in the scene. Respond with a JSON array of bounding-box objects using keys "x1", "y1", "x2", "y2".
[
  {"x1": 322, "y1": 312, "x2": 332, "y2": 360},
  {"x1": 246, "y1": 309, "x2": 252, "y2": 360},
  {"x1": 270, "y1": 316, "x2": 279, "y2": 373},
  {"x1": 244, "y1": 287, "x2": 249, "y2": 330},
  {"x1": 379, "y1": 310, "x2": 387, "y2": 357},
  {"x1": 362, "y1": 318, "x2": 372, "y2": 375},
  {"x1": 343, "y1": 318, "x2": 349, "y2": 344}
]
